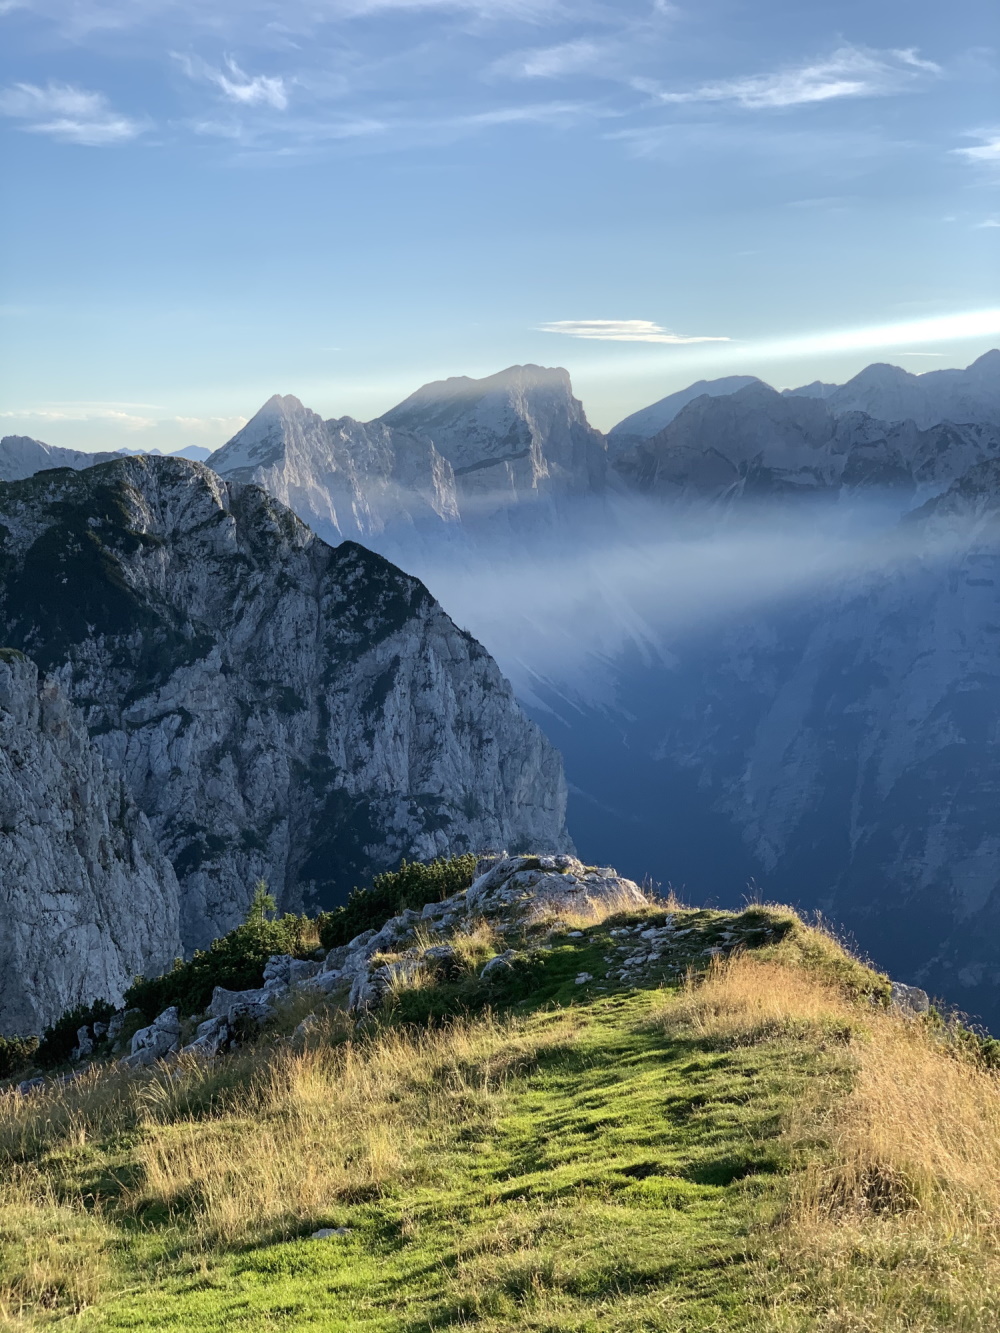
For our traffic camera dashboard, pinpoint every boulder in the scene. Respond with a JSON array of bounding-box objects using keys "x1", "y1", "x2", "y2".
[
  {"x1": 181, "y1": 1016, "x2": 231, "y2": 1059},
  {"x1": 466, "y1": 855, "x2": 645, "y2": 921},
  {"x1": 121, "y1": 1006, "x2": 181, "y2": 1069},
  {"x1": 891, "y1": 981, "x2": 931, "y2": 1016}
]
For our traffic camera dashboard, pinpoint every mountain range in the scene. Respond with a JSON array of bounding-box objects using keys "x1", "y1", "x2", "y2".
[{"x1": 4, "y1": 348, "x2": 1000, "y2": 1027}]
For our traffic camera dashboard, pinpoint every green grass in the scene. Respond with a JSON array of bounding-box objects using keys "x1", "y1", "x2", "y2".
[
  {"x1": 5, "y1": 904, "x2": 996, "y2": 1332},
  {"x1": 72, "y1": 990, "x2": 826, "y2": 1332},
  {"x1": 0, "y1": 906, "x2": 847, "y2": 1333}
]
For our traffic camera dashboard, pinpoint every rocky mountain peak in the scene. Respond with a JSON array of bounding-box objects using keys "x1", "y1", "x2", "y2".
[
  {"x1": 0, "y1": 455, "x2": 571, "y2": 967},
  {"x1": 379, "y1": 363, "x2": 606, "y2": 499}
]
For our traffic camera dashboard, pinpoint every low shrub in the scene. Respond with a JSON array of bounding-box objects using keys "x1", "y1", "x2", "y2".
[
  {"x1": 36, "y1": 1001, "x2": 115, "y2": 1069},
  {"x1": 0, "y1": 1034, "x2": 39, "y2": 1080},
  {"x1": 318, "y1": 855, "x2": 479, "y2": 950},
  {"x1": 125, "y1": 884, "x2": 317, "y2": 1021}
]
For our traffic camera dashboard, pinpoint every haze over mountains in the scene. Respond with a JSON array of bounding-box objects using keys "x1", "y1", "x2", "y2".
[{"x1": 4, "y1": 349, "x2": 1000, "y2": 1027}]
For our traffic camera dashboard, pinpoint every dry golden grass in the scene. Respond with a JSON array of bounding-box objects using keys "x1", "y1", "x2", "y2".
[
  {"x1": 529, "y1": 884, "x2": 665, "y2": 933},
  {"x1": 669, "y1": 951, "x2": 1000, "y2": 1331},
  {"x1": 448, "y1": 917, "x2": 504, "y2": 969},
  {"x1": 0, "y1": 1172, "x2": 114, "y2": 1327},
  {"x1": 129, "y1": 1011, "x2": 574, "y2": 1249},
  {"x1": 657, "y1": 953, "x2": 855, "y2": 1047}
]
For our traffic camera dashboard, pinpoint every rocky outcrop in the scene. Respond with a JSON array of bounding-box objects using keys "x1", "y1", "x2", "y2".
[
  {"x1": 0, "y1": 457, "x2": 571, "y2": 956},
  {"x1": 207, "y1": 367, "x2": 609, "y2": 553},
  {"x1": 0, "y1": 653, "x2": 179, "y2": 1034}
]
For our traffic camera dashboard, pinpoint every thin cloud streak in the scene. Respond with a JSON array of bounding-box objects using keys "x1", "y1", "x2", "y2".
[
  {"x1": 541, "y1": 319, "x2": 730, "y2": 344},
  {"x1": 636, "y1": 45, "x2": 940, "y2": 110},
  {"x1": 954, "y1": 133, "x2": 1000, "y2": 166},
  {"x1": 0, "y1": 81, "x2": 144, "y2": 144},
  {"x1": 491, "y1": 39, "x2": 605, "y2": 80}
]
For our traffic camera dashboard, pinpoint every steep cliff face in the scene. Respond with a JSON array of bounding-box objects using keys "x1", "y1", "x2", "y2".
[
  {"x1": 0, "y1": 457, "x2": 571, "y2": 952},
  {"x1": 378, "y1": 364, "x2": 608, "y2": 505},
  {"x1": 207, "y1": 395, "x2": 459, "y2": 546},
  {"x1": 0, "y1": 653, "x2": 179, "y2": 1034}
]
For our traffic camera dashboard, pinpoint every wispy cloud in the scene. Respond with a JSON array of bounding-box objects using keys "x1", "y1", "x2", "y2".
[
  {"x1": 491, "y1": 39, "x2": 604, "y2": 80},
  {"x1": 540, "y1": 319, "x2": 729, "y2": 344},
  {"x1": 0, "y1": 405, "x2": 156, "y2": 428},
  {"x1": 0, "y1": 81, "x2": 144, "y2": 144},
  {"x1": 174, "y1": 54, "x2": 289, "y2": 109},
  {"x1": 954, "y1": 133, "x2": 1000, "y2": 167},
  {"x1": 637, "y1": 45, "x2": 940, "y2": 110}
]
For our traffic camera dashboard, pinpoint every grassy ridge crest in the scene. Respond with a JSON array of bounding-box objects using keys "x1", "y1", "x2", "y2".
[{"x1": 1, "y1": 872, "x2": 998, "y2": 1331}]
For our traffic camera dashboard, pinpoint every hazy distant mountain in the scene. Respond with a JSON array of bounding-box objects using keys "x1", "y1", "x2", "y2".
[
  {"x1": 784, "y1": 350, "x2": 1000, "y2": 428},
  {"x1": 0, "y1": 436, "x2": 212, "y2": 482},
  {"x1": 0, "y1": 435, "x2": 124, "y2": 481},
  {"x1": 379, "y1": 364, "x2": 607, "y2": 502},
  {"x1": 208, "y1": 366, "x2": 608, "y2": 555},
  {"x1": 782, "y1": 380, "x2": 839, "y2": 400},
  {"x1": 543, "y1": 457, "x2": 1000, "y2": 1025},
  {"x1": 607, "y1": 375, "x2": 762, "y2": 449},
  {"x1": 140, "y1": 445, "x2": 213, "y2": 462},
  {"x1": 613, "y1": 381, "x2": 1000, "y2": 502}
]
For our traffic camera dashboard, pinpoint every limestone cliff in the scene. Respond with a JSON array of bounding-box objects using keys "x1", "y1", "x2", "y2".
[
  {"x1": 0, "y1": 457, "x2": 571, "y2": 959},
  {"x1": 0, "y1": 654, "x2": 179, "y2": 1034}
]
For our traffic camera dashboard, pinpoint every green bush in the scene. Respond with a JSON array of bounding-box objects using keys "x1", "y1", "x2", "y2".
[
  {"x1": 0, "y1": 1033, "x2": 39, "y2": 1079},
  {"x1": 125, "y1": 883, "x2": 316, "y2": 1021},
  {"x1": 317, "y1": 855, "x2": 479, "y2": 950},
  {"x1": 36, "y1": 1000, "x2": 115, "y2": 1069}
]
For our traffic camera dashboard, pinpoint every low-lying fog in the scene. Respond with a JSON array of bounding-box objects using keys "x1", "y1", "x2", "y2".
[{"x1": 381, "y1": 492, "x2": 971, "y2": 709}]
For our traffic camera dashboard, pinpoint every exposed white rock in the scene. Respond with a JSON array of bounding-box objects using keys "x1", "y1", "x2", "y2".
[
  {"x1": 122, "y1": 1006, "x2": 181, "y2": 1068},
  {"x1": 379, "y1": 364, "x2": 608, "y2": 506},
  {"x1": 607, "y1": 376, "x2": 762, "y2": 449},
  {"x1": 465, "y1": 853, "x2": 646, "y2": 919},
  {"x1": 0, "y1": 456, "x2": 571, "y2": 957},
  {"x1": 0, "y1": 654, "x2": 179, "y2": 1034},
  {"x1": 208, "y1": 396, "x2": 460, "y2": 547}
]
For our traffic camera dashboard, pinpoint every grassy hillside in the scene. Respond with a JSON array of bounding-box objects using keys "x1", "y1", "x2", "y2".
[{"x1": 2, "y1": 889, "x2": 999, "y2": 1331}]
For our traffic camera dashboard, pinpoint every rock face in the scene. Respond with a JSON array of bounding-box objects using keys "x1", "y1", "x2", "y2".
[
  {"x1": 207, "y1": 395, "x2": 460, "y2": 546},
  {"x1": 614, "y1": 382, "x2": 1000, "y2": 502},
  {"x1": 378, "y1": 364, "x2": 608, "y2": 506},
  {"x1": 207, "y1": 367, "x2": 608, "y2": 553},
  {"x1": 0, "y1": 456, "x2": 571, "y2": 958},
  {"x1": 0, "y1": 653, "x2": 179, "y2": 1035}
]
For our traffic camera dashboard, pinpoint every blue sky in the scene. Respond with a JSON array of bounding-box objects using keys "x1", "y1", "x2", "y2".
[{"x1": 1, "y1": 0, "x2": 997, "y2": 449}]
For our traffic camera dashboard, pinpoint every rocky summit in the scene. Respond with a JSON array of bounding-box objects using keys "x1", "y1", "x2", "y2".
[{"x1": 0, "y1": 456, "x2": 570, "y2": 1028}]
